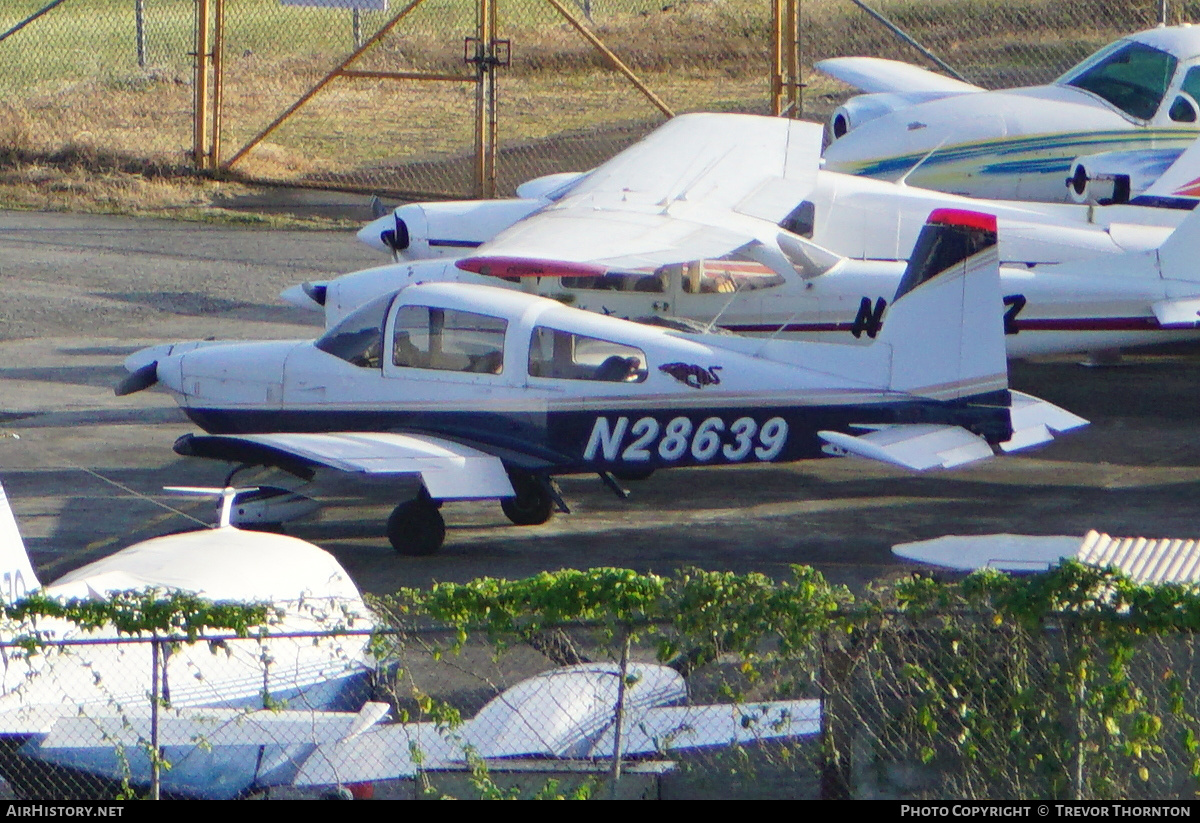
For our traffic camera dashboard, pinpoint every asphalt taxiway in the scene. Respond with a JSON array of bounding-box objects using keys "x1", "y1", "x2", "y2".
[{"x1": 4, "y1": 209, "x2": 1200, "y2": 596}]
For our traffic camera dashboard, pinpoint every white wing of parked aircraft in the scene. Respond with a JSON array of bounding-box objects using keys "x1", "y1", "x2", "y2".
[
  {"x1": 311, "y1": 113, "x2": 1200, "y2": 360},
  {"x1": 289, "y1": 662, "x2": 821, "y2": 789},
  {"x1": 816, "y1": 55, "x2": 982, "y2": 95},
  {"x1": 894, "y1": 530, "x2": 1200, "y2": 585}
]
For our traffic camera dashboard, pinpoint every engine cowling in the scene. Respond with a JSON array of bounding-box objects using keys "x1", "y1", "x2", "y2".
[
  {"x1": 357, "y1": 199, "x2": 545, "y2": 259},
  {"x1": 826, "y1": 91, "x2": 962, "y2": 142}
]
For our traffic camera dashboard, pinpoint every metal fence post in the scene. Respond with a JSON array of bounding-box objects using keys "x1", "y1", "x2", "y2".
[
  {"x1": 607, "y1": 631, "x2": 632, "y2": 799},
  {"x1": 150, "y1": 634, "x2": 161, "y2": 800},
  {"x1": 192, "y1": 0, "x2": 212, "y2": 169},
  {"x1": 135, "y1": 0, "x2": 147, "y2": 67}
]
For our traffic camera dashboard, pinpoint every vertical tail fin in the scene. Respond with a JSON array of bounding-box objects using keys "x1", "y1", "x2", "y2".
[
  {"x1": 877, "y1": 208, "x2": 1007, "y2": 400},
  {"x1": 0, "y1": 482, "x2": 40, "y2": 602},
  {"x1": 1134, "y1": 136, "x2": 1200, "y2": 206},
  {"x1": 1154, "y1": 203, "x2": 1200, "y2": 285}
]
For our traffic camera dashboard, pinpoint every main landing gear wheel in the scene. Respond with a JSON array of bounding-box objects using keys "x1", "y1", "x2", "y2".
[
  {"x1": 501, "y1": 473, "x2": 554, "y2": 526},
  {"x1": 387, "y1": 497, "x2": 445, "y2": 556},
  {"x1": 612, "y1": 466, "x2": 654, "y2": 482}
]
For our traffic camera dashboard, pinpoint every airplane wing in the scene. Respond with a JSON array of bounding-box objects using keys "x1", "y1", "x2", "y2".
[
  {"x1": 457, "y1": 113, "x2": 839, "y2": 277},
  {"x1": 587, "y1": 700, "x2": 821, "y2": 757},
  {"x1": 893, "y1": 533, "x2": 1083, "y2": 572},
  {"x1": 174, "y1": 432, "x2": 516, "y2": 500},
  {"x1": 39, "y1": 703, "x2": 392, "y2": 750},
  {"x1": 291, "y1": 699, "x2": 821, "y2": 787},
  {"x1": 814, "y1": 57, "x2": 983, "y2": 94}
]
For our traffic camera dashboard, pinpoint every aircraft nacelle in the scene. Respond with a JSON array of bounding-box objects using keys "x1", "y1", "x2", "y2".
[
  {"x1": 826, "y1": 90, "x2": 966, "y2": 141},
  {"x1": 357, "y1": 199, "x2": 546, "y2": 258},
  {"x1": 1066, "y1": 148, "x2": 1185, "y2": 204},
  {"x1": 280, "y1": 258, "x2": 487, "y2": 321}
]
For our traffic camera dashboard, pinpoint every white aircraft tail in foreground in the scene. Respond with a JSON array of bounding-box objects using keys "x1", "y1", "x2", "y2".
[{"x1": 0, "y1": 480, "x2": 375, "y2": 799}]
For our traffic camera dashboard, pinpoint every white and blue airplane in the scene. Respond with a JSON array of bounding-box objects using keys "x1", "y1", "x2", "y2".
[
  {"x1": 0, "y1": 482, "x2": 375, "y2": 799},
  {"x1": 118, "y1": 208, "x2": 1086, "y2": 555},
  {"x1": 820, "y1": 24, "x2": 1200, "y2": 202},
  {"x1": 299, "y1": 114, "x2": 1200, "y2": 360}
]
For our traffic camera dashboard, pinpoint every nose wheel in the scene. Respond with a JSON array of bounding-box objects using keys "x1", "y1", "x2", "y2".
[
  {"x1": 387, "y1": 497, "x2": 446, "y2": 555},
  {"x1": 501, "y1": 472, "x2": 555, "y2": 526}
]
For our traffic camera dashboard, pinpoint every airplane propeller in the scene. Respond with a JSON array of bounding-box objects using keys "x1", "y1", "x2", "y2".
[{"x1": 114, "y1": 361, "x2": 158, "y2": 396}]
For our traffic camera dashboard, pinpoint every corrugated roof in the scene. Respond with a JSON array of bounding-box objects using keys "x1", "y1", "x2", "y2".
[{"x1": 1077, "y1": 530, "x2": 1200, "y2": 585}]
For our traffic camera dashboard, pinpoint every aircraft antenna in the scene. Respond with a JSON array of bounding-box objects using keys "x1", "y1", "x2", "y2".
[
  {"x1": 754, "y1": 309, "x2": 804, "y2": 356},
  {"x1": 896, "y1": 136, "x2": 949, "y2": 187}
]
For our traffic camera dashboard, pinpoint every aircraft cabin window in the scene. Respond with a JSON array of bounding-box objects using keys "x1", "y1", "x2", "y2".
[
  {"x1": 678, "y1": 261, "x2": 785, "y2": 294},
  {"x1": 314, "y1": 292, "x2": 396, "y2": 368},
  {"x1": 1170, "y1": 66, "x2": 1200, "y2": 122},
  {"x1": 392, "y1": 305, "x2": 507, "y2": 374},
  {"x1": 1066, "y1": 41, "x2": 1178, "y2": 120},
  {"x1": 779, "y1": 201, "x2": 815, "y2": 238},
  {"x1": 528, "y1": 327, "x2": 648, "y2": 383},
  {"x1": 1170, "y1": 95, "x2": 1196, "y2": 122},
  {"x1": 560, "y1": 271, "x2": 665, "y2": 292}
]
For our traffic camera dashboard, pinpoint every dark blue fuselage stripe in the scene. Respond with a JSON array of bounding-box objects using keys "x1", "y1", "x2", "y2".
[{"x1": 185, "y1": 392, "x2": 1013, "y2": 474}]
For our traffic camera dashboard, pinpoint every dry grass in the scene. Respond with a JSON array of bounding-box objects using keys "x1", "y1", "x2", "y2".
[{"x1": 0, "y1": 0, "x2": 1179, "y2": 204}]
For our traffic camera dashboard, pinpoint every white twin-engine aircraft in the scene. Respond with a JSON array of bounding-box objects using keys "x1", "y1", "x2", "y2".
[
  {"x1": 0, "y1": 482, "x2": 375, "y2": 799},
  {"x1": 309, "y1": 113, "x2": 1200, "y2": 360},
  {"x1": 119, "y1": 209, "x2": 1086, "y2": 556},
  {"x1": 820, "y1": 24, "x2": 1200, "y2": 203}
]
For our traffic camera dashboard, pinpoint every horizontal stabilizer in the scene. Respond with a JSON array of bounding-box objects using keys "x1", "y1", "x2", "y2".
[
  {"x1": 999, "y1": 391, "x2": 1089, "y2": 453},
  {"x1": 1153, "y1": 297, "x2": 1200, "y2": 327},
  {"x1": 818, "y1": 424, "x2": 993, "y2": 471}
]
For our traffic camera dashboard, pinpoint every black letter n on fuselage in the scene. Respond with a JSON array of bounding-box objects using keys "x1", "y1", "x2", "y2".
[{"x1": 851, "y1": 296, "x2": 887, "y2": 339}]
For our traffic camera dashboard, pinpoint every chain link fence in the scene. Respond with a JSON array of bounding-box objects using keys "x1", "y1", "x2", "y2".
[
  {"x1": 0, "y1": 612, "x2": 1198, "y2": 799},
  {"x1": 0, "y1": 0, "x2": 1191, "y2": 197},
  {"x1": 0, "y1": 623, "x2": 824, "y2": 800}
]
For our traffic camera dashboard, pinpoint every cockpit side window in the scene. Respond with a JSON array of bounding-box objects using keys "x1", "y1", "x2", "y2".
[
  {"x1": 1067, "y1": 41, "x2": 1178, "y2": 120},
  {"x1": 561, "y1": 270, "x2": 665, "y2": 292},
  {"x1": 677, "y1": 261, "x2": 785, "y2": 294},
  {"x1": 314, "y1": 292, "x2": 395, "y2": 368},
  {"x1": 392, "y1": 305, "x2": 507, "y2": 374},
  {"x1": 1170, "y1": 66, "x2": 1200, "y2": 122},
  {"x1": 528, "y1": 327, "x2": 648, "y2": 383}
]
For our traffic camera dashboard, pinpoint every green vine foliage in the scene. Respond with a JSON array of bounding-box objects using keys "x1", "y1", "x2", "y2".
[
  {"x1": 374, "y1": 565, "x2": 851, "y2": 668},
  {"x1": 0, "y1": 588, "x2": 275, "y2": 654},
  {"x1": 372, "y1": 562, "x2": 1200, "y2": 799}
]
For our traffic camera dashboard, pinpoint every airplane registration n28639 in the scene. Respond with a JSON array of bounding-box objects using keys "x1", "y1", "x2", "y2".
[{"x1": 582, "y1": 414, "x2": 788, "y2": 465}]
